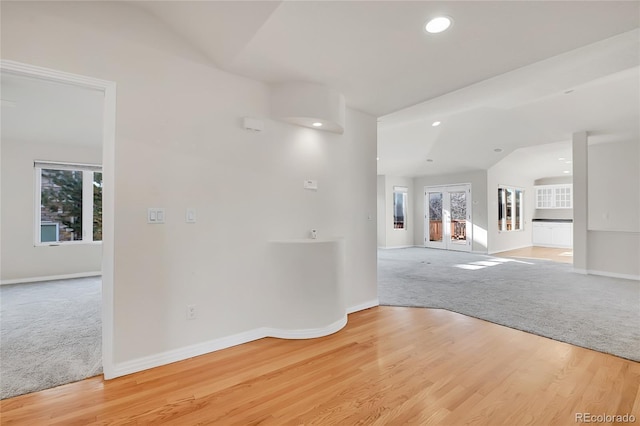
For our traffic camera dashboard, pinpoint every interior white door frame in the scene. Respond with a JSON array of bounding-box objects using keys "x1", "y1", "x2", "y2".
[
  {"x1": 424, "y1": 184, "x2": 472, "y2": 252},
  {"x1": 0, "y1": 60, "x2": 117, "y2": 379}
]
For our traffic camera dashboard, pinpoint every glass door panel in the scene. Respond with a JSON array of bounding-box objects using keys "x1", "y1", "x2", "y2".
[
  {"x1": 428, "y1": 192, "x2": 443, "y2": 242},
  {"x1": 449, "y1": 191, "x2": 467, "y2": 245}
]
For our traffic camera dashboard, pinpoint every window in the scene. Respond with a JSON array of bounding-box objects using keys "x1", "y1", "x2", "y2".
[
  {"x1": 35, "y1": 161, "x2": 102, "y2": 244},
  {"x1": 498, "y1": 186, "x2": 524, "y2": 232},
  {"x1": 393, "y1": 186, "x2": 408, "y2": 230}
]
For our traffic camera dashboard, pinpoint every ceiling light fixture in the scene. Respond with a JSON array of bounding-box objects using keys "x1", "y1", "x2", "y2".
[
  {"x1": 565, "y1": 160, "x2": 572, "y2": 164},
  {"x1": 426, "y1": 158, "x2": 434, "y2": 163},
  {"x1": 558, "y1": 157, "x2": 565, "y2": 161},
  {"x1": 425, "y1": 16, "x2": 452, "y2": 34},
  {"x1": 312, "y1": 122, "x2": 323, "y2": 127},
  {"x1": 563, "y1": 170, "x2": 570, "y2": 174},
  {"x1": 432, "y1": 121, "x2": 441, "y2": 127},
  {"x1": 494, "y1": 148, "x2": 503, "y2": 153},
  {"x1": 376, "y1": 157, "x2": 380, "y2": 161}
]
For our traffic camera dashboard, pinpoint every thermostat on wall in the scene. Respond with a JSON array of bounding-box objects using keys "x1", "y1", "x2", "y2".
[{"x1": 304, "y1": 179, "x2": 318, "y2": 190}]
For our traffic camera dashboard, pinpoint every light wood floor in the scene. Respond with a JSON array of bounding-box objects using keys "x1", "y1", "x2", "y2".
[
  {"x1": 1, "y1": 307, "x2": 638, "y2": 425},
  {"x1": 496, "y1": 246, "x2": 574, "y2": 264}
]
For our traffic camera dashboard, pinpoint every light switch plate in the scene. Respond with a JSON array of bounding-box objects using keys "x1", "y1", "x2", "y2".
[
  {"x1": 148, "y1": 208, "x2": 165, "y2": 224},
  {"x1": 186, "y1": 208, "x2": 196, "y2": 223},
  {"x1": 304, "y1": 179, "x2": 318, "y2": 190}
]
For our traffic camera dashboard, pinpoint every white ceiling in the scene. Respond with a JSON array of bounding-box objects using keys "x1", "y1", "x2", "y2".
[
  {"x1": 1, "y1": 73, "x2": 104, "y2": 146},
  {"x1": 135, "y1": 0, "x2": 639, "y2": 180},
  {"x1": 2, "y1": 1, "x2": 638, "y2": 182}
]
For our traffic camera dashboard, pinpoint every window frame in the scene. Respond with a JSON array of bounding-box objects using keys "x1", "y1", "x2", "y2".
[
  {"x1": 393, "y1": 186, "x2": 408, "y2": 231},
  {"x1": 498, "y1": 185, "x2": 524, "y2": 232},
  {"x1": 34, "y1": 161, "x2": 103, "y2": 246}
]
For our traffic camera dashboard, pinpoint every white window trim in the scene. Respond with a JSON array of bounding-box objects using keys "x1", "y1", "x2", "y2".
[{"x1": 34, "y1": 162, "x2": 103, "y2": 246}]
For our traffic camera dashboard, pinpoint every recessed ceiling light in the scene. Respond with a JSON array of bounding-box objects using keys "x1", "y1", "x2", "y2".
[
  {"x1": 494, "y1": 148, "x2": 503, "y2": 153},
  {"x1": 312, "y1": 122, "x2": 323, "y2": 127},
  {"x1": 563, "y1": 170, "x2": 570, "y2": 174},
  {"x1": 432, "y1": 121, "x2": 441, "y2": 127},
  {"x1": 565, "y1": 160, "x2": 572, "y2": 164},
  {"x1": 376, "y1": 157, "x2": 380, "y2": 161},
  {"x1": 425, "y1": 16, "x2": 452, "y2": 34},
  {"x1": 558, "y1": 157, "x2": 565, "y2": 161},
  {"x1": 426, "y1": 158, "x2": 434, "y2": 163}
]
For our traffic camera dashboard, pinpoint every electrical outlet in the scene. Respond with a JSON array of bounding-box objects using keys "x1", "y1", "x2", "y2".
[{"x1": 186, "y1": 304, "x2": 197, "y2": 320}]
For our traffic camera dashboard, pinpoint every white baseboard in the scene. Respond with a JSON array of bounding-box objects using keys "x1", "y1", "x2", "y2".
[
  {"x1": 573, "y1": 268, "x2": 588, "y2": 275},
  {"x1": 110, "y1": 328, "x2": 267, "y2": 379},
  {"x1": 0, "y1": 271, "x2": 102, "y2": 285},
  {"x1": 111, "y1": 311, "x2": 365, "y2": 379},
  {"x1": 347, "y1": 299, "x2": 379, "y2": 314},
  {"x1": 264, "y1": 316, "x2": 348, "y2": 339},
  {"x1": 378, "y1": 245, "x2": 416, "y2": 249},
  {"x1": 586, "y1": 269, "x2": 640, "y2": 281}
]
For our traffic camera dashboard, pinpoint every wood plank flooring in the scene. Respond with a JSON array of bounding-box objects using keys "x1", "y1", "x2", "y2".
[
  {"x1": 496, "y1": 246, "x2": 574, "y2": 264},
  {"x1": 1, "y1": 306, "x2": 638, "y2": 425}
]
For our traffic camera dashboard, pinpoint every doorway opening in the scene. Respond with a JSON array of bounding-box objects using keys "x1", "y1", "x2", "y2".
[
  {"x1": 0, "y1": 60, "x2": 116, "y2": 396},
  {"x1": 424, "y1": 184, "x2": 472, "y2": 252}
]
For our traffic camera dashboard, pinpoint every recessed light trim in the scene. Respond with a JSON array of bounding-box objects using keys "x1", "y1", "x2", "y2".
[
  {"x1": 432, "y1": 121, "x2": 441, "y2": 127},
  {"x1": 563, "y1": 170, "x2": 570, "y2": 174},
  {"x1": 425, "y1": 16, "x2": 452, "y2": 34},
  {"x1": 312, "y1": 122, "x2": 323, "y2": 127}
]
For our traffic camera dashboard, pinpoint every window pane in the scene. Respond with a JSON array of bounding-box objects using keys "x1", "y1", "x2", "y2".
[
  {"x1": 93, "y1": 172, "x2": 103, "y2": 241},
  {"x1": 429, "y1": 192, "x2": 443, "y2": 241},
  {"x1": 450, "y1": 191, "x2": 466, "y2": 243},
  {"x1": 393, "y1": 188, "x2": 407, "y2": 230},
  {"x1": 41, "y1": 169, "x2": 83, "y2": 241},
  {"x1": 498, "y1": 188, "x2": 504, "y2": 231},
  {"x1": 515, "y1": 189, "x2": 522, "y2": 230},
  {"x1": 506, "y1": 189, "x2": 513, "y2": 231}
]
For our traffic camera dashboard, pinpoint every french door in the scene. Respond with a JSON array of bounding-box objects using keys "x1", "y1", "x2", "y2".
[{"x1": 424, "y1": 184, "x2": 472, "y2": 252}]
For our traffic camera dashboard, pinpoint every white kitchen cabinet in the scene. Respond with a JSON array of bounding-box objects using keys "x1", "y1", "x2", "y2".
[
  {"x1": 532, "y1": 221, "x2": 573, "y2": 248},
  {"x1": 535, "y1": 184, "x2": 572, "y2": 209}
]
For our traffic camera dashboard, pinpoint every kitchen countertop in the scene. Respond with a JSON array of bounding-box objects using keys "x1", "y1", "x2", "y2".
[{"x1": 532, "y1": 218, "x2": 573, "y2": 223}]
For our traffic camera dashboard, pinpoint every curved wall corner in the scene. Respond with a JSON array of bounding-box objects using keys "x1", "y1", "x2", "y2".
[
  {"x1": 270, "y1": 82, "x2": 345, "y2": 134},
  {"x1": 267, "y1": 238, "x2": 347, "y2": 338}
]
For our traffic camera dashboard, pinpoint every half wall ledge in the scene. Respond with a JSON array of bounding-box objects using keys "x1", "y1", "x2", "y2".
[{"x1": 267, "y1": 238, "x2": 347, "y2": 338}]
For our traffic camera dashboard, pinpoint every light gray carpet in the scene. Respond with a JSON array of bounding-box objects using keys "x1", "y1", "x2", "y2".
[
  {"x1": 378, "y1": 247, "x2": 640, "y2": 362},
  {"x1": 0, "y1": 277, "x2": 102, "y2": 399}
]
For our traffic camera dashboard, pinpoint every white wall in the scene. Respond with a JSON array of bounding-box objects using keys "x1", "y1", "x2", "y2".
[
  {"x1": 1, "y1": 140, "x2": 102, "y2": 281},
  {"x1": 376, "y1": 175, "x2": 386, "y2": 247},
  {"x1": 378, "y1": 175, "x2": 414, "y2": 248},
  {"x1": 413, "y1": 171, "x2": 488, "y2": 253},
  {"x1": 487, "y1": 162, "x2": 535, "y2": 254},
  {"x1": 1, "y1": 1, "x2": 377, "y2": 367},
  {"x1": 586, "y1": 140, "x2": 640, "y2": 278}
]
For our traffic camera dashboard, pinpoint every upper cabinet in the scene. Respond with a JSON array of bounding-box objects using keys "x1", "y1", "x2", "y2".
[{"x1": 535, "y1": 184, "x2": 572, "y2": 209}]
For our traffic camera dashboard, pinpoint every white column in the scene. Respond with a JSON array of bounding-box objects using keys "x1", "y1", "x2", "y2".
[{"x1": 572, "y1": 131, "x2": 588, "y2": 273}]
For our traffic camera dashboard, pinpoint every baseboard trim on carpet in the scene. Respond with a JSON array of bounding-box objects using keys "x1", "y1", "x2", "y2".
[
  {"x1": 587, "y1": 269, "x2": 640, "y2": 281},
  {"x1": 347, "y1": 299, "x2": 379, "y2": 314},
  {"x1": 0, "y1": 271, "x2": 102, "y2": 285},
  {"x1": 112, "y1": 304, "x2": 373, "y2": 379},
  {"x1": 378, "y1": 245, "x2": 416, "y2": 249}
]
